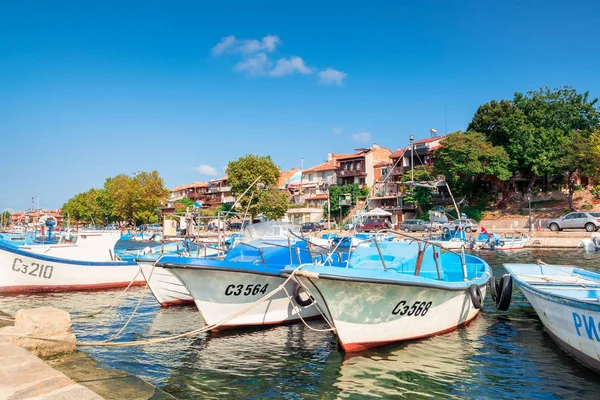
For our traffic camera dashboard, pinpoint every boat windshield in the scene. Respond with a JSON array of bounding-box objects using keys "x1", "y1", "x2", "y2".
[{"x1": 241, "y1": 221, "x2": 301, "y2": 244}]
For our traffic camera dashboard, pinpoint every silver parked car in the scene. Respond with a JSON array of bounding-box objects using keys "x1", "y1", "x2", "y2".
[
  {"x1": 547, "y1": 212, "x2": 600, "y2": 232},
  {"x1": 441, "y1": 218, "x2": 479, "y2": 233},
  {"x1": 400, "y1": 219, "x2": 441, "y2": 232}
]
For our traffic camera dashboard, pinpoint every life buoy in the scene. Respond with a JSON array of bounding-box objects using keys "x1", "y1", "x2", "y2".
[
  {"x1": 489, "y1": 276, "x2": 499, "y2": 301},
  {"x1": 469, "y1": 284, "x2": 483, "y2": 309},
  {"x1": 293, "y1": 285, "x2": 314, "y2": 307},
  {"x1": 495, "y1": 274, "x2": 512, "y2": 311}
]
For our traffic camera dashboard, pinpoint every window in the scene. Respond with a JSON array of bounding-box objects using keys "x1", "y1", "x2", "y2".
[
  {"x1": 309, "y1": 174, "x2": 314, "y2": 181},
  {"x1": 381, "y1": 167, "x2": 388, "y2": 176},
  {"x1": 564, "y1": 213, "x2": 576, "y2": 220},
  {"x1": 356, "y1": 161, "x2": 361, "y2": 170}
]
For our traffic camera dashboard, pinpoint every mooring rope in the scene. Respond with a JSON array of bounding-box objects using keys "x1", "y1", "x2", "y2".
[
  {"x1": 0, "y1": 266, "x2": 321, "y2": 347},
  {"x1": 73, "y1": 266, "x2": 144, "y2": 319}
]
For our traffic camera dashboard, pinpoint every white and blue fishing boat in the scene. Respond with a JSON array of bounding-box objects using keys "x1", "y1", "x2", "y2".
[
  {"x1": 504, "y1": 263, "x2": 600, "y2": 374},
  {"x1": 157, "y1": 222, "x2": 323, "y2": 328},
  {"x1": 426, "y1": 230, "x2": 469, "y2": 250},
  {"x1": 135, "y1": 240, "x2": 225, "y2": 306},
  {"x1": 479, "y1": 233, "x2": 530, "y2": 251},
  {"x1": 0, "y1": 231, "x2": 144, "y2": 293},
  {"x1": 289, "y1": 233, "x2": 495, "y2": 352}
]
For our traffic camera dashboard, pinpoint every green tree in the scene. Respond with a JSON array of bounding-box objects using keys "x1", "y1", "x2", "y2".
[
  {"x1": 256, "y1": 190, "x2": 290, "y2": 220},
  {"x1": 468, "y1": 86, "x2": 600, "y2": 194},
  {"x1": 323, "y1": 184, "x2": 363, "y2": 222},
  {"x1": 1, "y1": 211, "x2": 11, "y2": 228},
  {"x1": 175, "y1": 197, "x2": 195, "y2": 209},
  {"x1": 400, "y1": 165, "x2": 434, "y2": 215},
  {"x1": 61, "y1": 188, "x2": 105, "y2": 224},
  {"x1": 226, "y1": 155, "x2": 282, "y2": 218},
  {"x1": 104, "y1": 171, "x2": 168, "y2": 224},
  {"x1": 434, "y1": 131, "x2": 512, "y2": 207}
]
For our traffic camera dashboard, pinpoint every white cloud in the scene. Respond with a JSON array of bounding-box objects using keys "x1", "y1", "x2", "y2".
[
  {"x1": 331, "y1": 127, "x2": 343, "y2": 135},
  {"x1": 212, "y1": 35, "x2": 237, "y2": 55},
  {"x1": 269, "y1": 56, "x2": 313, "y2": 77},
  {"x1": 239, "y1": 34, "x2": 281, "y2": 54},
  {"x1": 194, "y1": 164, "x2": 219, "y2": 176},
  {"x1": 234, "y1": 52, "x2": 272, "y2": 75},
  {"x1": 352, "y1": 131, "x2": 372, "y2": 144},
  {"x1": 212, "y1": 35, "x2": 347, "y2": 85},
  {"x1": 318, "y1": 68, "x2": 347, "y2": 85},
  {"x1": 212, "y1": 34, "x2": 281, "y2": 56}
]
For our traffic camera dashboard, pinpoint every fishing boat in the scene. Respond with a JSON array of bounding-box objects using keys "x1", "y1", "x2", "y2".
[
  {"x1": 479, "y1": 233, "x2": 530, "y2": 250},
  {"x1": 308, "y1": 233, "x2": 338, "y2": 247},
  {"x1": 289, "y1": 234, "x2": 494, "y2": 352},
  {"x1": 136, "y1": 241, "x2": 225, "y2": 306},
  {"x1": 504, "y1": 263, "x2": 600, "y2": 374},
  {"x1": 0, "y1": 231, "x2": 144, "y2": 293},
  {"x1": 157, "y1": 222, "x2": 322, "y2": 328},
  {"x1": 426, "y1": 230, "x2": 468, "y2": 250}
]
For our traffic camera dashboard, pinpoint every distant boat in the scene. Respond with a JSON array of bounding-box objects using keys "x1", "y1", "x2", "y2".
[
  {"x1": 290, "y1": 239, "x2": 493, "y2": 352},
  {"x1": 426, "y1": 230, "x2": 468, "y2": 250},
  {"x1": 479, "y1": 233, "x2": 530, "y2": 250},
  {"x1": 0, "y1": 231, "x2": 144, "y2": 293},
  {"x1": 580, "y1": 236, "x2": 600, "y2": 252},
  {"x1": 504, "y1": 263, "x2": 600, "y2": 374}
]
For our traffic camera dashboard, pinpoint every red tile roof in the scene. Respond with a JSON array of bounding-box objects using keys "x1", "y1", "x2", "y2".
[
  {"x1": 413, "y1": 136, "x2": 443, "y2": 145},
  {"x1": 303, "y1": 160, "x2": 337, "y2": 173},
  {"x1": 390, "y1": 148, "x2": 407, "y2": 158}
]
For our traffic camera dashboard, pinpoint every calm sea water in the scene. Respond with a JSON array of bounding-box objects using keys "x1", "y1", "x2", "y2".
[{"x1": 1, "y1": 246, "x2": 600, "y2": 399}]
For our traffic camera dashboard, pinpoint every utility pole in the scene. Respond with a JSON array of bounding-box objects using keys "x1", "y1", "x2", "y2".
[{"x1": 409, "y1": 134, "x2": 414, "y2": 182}]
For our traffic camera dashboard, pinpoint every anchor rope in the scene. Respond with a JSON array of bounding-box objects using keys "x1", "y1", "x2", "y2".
[
  {"x1": 0, "y1": 266, "x2": 317, "y2": 347},
  {"x1": 73, "y1": 266, "x2": 144, "y2": 319}
]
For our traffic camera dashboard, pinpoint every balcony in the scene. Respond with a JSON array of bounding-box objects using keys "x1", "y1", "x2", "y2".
[{"x1": 337, "y1": 169, "x2": 367, "y2": 177}]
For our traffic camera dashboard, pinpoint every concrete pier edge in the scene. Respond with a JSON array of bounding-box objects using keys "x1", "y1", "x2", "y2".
[{"x1": 0, "y1": 311, "x2": 175, "y2": 400}]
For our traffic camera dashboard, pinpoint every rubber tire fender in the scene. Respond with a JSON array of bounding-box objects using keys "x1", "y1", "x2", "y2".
[
  {"x1": 489, "y1": 276, "x2": 499, "y2": 301},
  {"x1": 498, "y1": 240, "x2": 505, "y2": 247},
  {"x1": 469, "y1": 284, "x2": 483, "y2": 309},
  {"x1": 495, "y1": 274, "x2": 513, "y2": 311},
  {"x1": 293, "y1": 284, "x2": 314, "y2": 307}
]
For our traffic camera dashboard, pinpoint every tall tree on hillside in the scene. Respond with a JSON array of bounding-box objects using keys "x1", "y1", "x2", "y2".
[
  {"x1": 226, "y1": 155, "x2": 283, "y2": 218},
  {"x1": 400, "y1": 165, "x2": 434, "y2": 215},
  {"x1": 434, "y1": 131, "x2": 512, "y2": 207},
  {"x1": 468, "y1": 86, "x2": 600, "y2": 194}
]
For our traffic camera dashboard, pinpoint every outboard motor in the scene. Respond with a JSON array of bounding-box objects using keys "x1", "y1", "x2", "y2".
[
  {"x1": 593, "y1": 236, "x2": 600, "y2": 252},
  {"x1": 45, "y1": 219, "x2": 56, "y2": 242}
]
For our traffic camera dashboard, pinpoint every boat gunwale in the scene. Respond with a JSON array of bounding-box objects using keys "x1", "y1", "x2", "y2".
[
  {"x1": 505, "y1": 264, "x2": 600, "y2": 311},
  {"x1": 284, "y1": 269, "x2": 489, "y2": 291}
]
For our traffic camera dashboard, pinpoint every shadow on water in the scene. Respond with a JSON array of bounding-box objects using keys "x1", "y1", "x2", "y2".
[{"x1": 1, "y1": 249, "x2": 600, "y2": 398}]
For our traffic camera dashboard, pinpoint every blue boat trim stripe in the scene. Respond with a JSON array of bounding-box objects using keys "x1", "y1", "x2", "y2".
[
  {"x1": 0, "y1": 241, "x2": 136, "y2": 267},
  {"x1": 159, "y1": 262, "x2": 282, "y2": 278}
]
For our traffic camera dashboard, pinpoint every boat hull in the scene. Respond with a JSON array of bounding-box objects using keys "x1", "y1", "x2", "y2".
[
  {"x1": 138, "y1": 259, "x2": 195, "y2": 307},
  {"x1": 0, "y1": 244, "x2": 144, "y2": 293},
  {"x1": 296, "y1": 274, "x2": 485, "y2": 352},
  {"x1": 170, "y1": 267, "x2": 321, "y2": 328},
  {"x1": 514, "y1": 281, "x2": 600, "y2": 373}
]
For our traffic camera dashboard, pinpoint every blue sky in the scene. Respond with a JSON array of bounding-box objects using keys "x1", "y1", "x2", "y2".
[{"x1": 2, "y1": 0, "x2": 599, "y2": 211}]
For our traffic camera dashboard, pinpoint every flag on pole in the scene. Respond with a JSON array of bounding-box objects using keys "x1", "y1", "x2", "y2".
[{"x1": 481, "y1": 226, "x2": 491, "y2": 239}]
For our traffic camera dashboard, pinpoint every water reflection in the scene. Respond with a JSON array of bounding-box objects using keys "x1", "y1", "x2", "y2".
[{"x1": 1, "y1": 249, "x2": 600, "y2": 398}]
